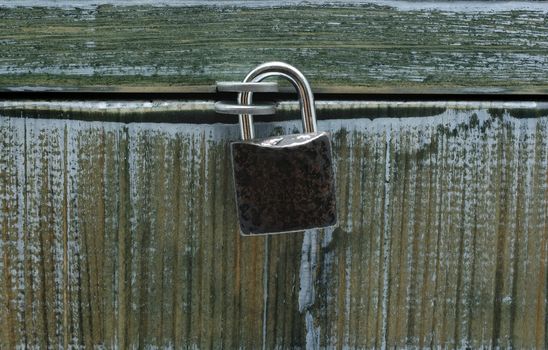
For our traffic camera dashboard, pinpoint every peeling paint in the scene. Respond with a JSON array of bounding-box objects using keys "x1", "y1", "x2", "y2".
[{"x1": 0, "y1": 107, "x2": 547, "y2": 348}]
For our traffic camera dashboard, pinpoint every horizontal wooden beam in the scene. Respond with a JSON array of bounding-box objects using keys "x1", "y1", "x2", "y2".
[{"x1": 0, "y1": 2, "x2": 546, "y2": 93}]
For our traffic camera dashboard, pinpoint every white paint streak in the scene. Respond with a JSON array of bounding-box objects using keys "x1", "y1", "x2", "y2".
[
  {"x1": 299, "y1": 229, "x2": 321, "y2": 349},
  {"x1": 305, "y1": 311, "x2": 320, "y2": 350},
  {"x1": 380, "y1": 126, "x2": 392, "y2": 350},
  {"x1": 299, "y1": 230, "x2": 318, "y2": 312}
]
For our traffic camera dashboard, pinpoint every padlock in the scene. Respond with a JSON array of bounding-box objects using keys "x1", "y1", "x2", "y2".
[{"x1": 216, "y1": 62, "x2": 337, "y2": 235}]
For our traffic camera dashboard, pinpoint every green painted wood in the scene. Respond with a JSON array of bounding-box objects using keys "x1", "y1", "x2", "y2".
[
  {"x1": 0, "y1": 2, "x2": 547, "y2": 93},
  {"x1": 0, "y1": 102, "x2": 547, "y2": 348}
]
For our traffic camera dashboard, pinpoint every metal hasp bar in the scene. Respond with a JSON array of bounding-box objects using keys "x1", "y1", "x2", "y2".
[
  {"x1": 216, "y1": 81, "x2": 279, "y2": 93},
  {"x1": 214, "y1": 101, "x2": 277, "y2": 115},
  {"x1": 238, "y1": 62, "x2": 317, "y2": 140},
  {"x1": 214, "y1": 81, "x2": 279, "y2": 121}
]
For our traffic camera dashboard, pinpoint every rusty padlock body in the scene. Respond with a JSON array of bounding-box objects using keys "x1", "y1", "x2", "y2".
[{"x1": 232, "y1": 132, "x2": 337, "y2": 235}]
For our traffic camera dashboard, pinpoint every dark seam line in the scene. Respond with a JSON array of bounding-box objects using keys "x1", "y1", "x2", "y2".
[{"x1": 0, "y1": 91, "x2": 547, "y2": 102}]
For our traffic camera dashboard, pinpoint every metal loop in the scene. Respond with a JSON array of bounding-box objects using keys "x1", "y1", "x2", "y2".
[{"x1": 238, "y1": 62, "x2": 317, "y2": 140}]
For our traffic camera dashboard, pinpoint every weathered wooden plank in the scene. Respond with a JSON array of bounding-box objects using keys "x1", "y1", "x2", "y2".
[
  {"x1": 306, "y1": 110, "x2": 548, "y2": 348},
  {"x1": 0, "y1": 102, "x2": 547, "y2": 348},
  {"x1": 0, "y1": 118, "x2": 66, "y2": 348},
  {"x1": 0, "y1": 2, "x2": 546, "y2": 93}
]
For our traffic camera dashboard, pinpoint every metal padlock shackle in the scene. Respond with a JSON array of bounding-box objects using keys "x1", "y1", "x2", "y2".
[{"x1": 238, "y1": 62, "x2": 317, "y2": 140}]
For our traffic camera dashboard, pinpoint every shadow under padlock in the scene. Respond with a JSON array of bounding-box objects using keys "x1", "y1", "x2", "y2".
[{"x1": 215, "y1": 62, "x2": 338, "y2": 236}]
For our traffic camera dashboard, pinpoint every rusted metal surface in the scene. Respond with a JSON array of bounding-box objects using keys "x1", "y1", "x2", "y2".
[
  {"x1": 0, "y1": 102, "x2": 547, "y2": 348},
  {"x1": 232, "y1": 132, "x2": 337, "y2": 235}
]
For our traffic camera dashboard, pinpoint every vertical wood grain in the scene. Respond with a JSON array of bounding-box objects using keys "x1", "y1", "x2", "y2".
[{"x1": 0, "y1": 107, "x2": 546, "y2": 348}]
